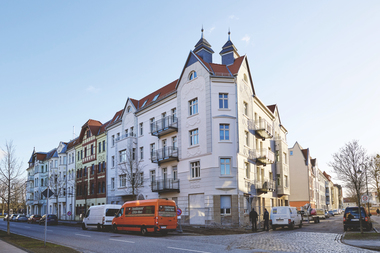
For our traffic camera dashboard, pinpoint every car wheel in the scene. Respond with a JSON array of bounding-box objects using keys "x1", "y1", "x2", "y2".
[
  {"x1": 289, "y1": 222, "x2": 295, "y2": 230},
  {"x1": 82, "y1": 223, "x2": 87, "y2": 230},
  {"x1": 141, "y1": 226, "x2": 148, "y2": 236},
  {"x1": 344, "y1": 225, "x2": 347, "y2": 231},
  {"x1": 97, "y1": 224, "x2": 101, "y2": 231},
  {"x1": 112, "y1": 224, "x2": 118, "y2": 233},
  {"x1": 272, "y1": 226, "x2": 276, "y2": 231},
  {"x1": 299, "y1": 222, "x2": 303, "y2": 228}
]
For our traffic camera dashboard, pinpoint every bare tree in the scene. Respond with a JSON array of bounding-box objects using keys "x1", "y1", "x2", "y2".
[
  {"x1": 0, "y1": 141, "x2": 23, "y2": 235},
  {"x1": 48, "y1": 170, "x2": 70, "y2": 219},
  {"x1": 369, "y1": 154, "x2": 380, "y2": 204},
  {"x1": 329, "y1": 140, "x2": 368, "y2": 233},
  {"x1": 119, "y1": 145, "x2": 145, "y2": 200}
]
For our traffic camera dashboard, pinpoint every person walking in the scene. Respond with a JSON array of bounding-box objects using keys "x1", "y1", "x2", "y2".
[
  {"x1": 376, "y1": 208, "x2": 379, "y2": 216},
  {"x1": 263, "y1": 208, "x2": 270, "y2": 231},
  {"x1": 249, "y1": 208, "x2": 258, "y2": 232}
]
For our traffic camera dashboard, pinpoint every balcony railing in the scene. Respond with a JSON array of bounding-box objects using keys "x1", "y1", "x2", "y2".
[
  {"x1": 254, "y1": 119, "x2": 273, "y2": 140},
  {"x1": 151, "y1": 178, "x2": 180, "y2": 193},
  {"x1": 27, "y1": 175, "x2": 34, "y2": 181},
  {"x1": 151, "y1": 116, "x2": 178, "y2": 137},
  {"x1": 256, "y1": 149, "x2": 275, "y2": 165},
  {"x1": 255, "y1": 179, "x2": 275, "y2": 193},
  {"x1": 151, "y1": 146, "x2": 178, "y2": 164}
]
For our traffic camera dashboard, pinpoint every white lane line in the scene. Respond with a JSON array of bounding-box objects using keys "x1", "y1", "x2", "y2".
[
  {"x1": 167, "y1": 247, "x2": 211, "y2": 253},
  {"x1": 109, "y1": 238, "x2": 135, "y2": 243},
  {"x1": 75, "y1": 233, "x2": 91, "y2": 237}
]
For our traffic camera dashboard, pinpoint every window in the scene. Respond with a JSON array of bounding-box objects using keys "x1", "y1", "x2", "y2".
[
  {"x1": 290, "y1": 151, "x2": 293, "y2": 156},
  {"x1": 91, "y1": 164, "x2": 94, "y2": 175},
  {"x1": 127, "y1": 106, "x2": 131, "y2": 113},
  {"x1": 152, "y1": 93, "x2": 160, "y2": 101},
  {"x1": 119, "y1": 174, "x2": 126, "y2": 187},
  {"x1": 219, "y1": 93, "x2": 228, "y2": 109},
  {"x1": 139, "y1": 123, "x2": 143, "y2": 136},
  {"x1": 98, "y1": 182, "x2": 101, "y2": 193},
  {"x1": 119, "y1": 150, "x2": 126, "y2": 163},
  {"x1": 130, "y1": 127, "x2": 134, "y2": 136},
  {"x1": 245, "y1": 162, "x2": 250, "y2": 179},
  {"x1": 245, "y1": 131, "x2": 249, "y2": 146},
  {"x1": 150, "y1": 170, "x2": 156, "y2": 183},
  {"x1": 125, "y1": 129, "x2": 129, "y2": 137},
  {"x1": 172, "y1": 136, "x2": 177, "y2": 149},
  {"x1": 84, "y1": 148, "x2": 87, "y2": 158},
  {"x1": 190, "y1": 129, "x2": 199, "y2": 146},
  {"x1": 87, "y1": 130, "x2": 91, "y2": 138},
  {"x1": 244, "y1": 73, "x2": 248, "y2": 82},
  {"x1": 102, "y1": 161, "x2": 106, "y2": 172},
  {"x1": 150, "y1": 117, "x2": 155, "y2": 132},
  {"x1": 112, "y1": 135, "x2": 115, "y2": 146},
  {"x1": 243, "y1": 102, "x2": 248, "y2": 115},
  {"x1": 102, "y1": 140, "x2": 105, "y2": 151},
  {"x1": 141, "y1": 100, "x2": 148, "y2": 107},
  {"x1": 81, "y1": 150, "x2": 83, "y2": 159},
  {"x1": 285, "y1": 175, "x2": 288, "y2": 187},
  {"x1": 102, "y1": 182, "x2": 105, "y2": 193},
  {"x1": 111, "y1": 178, "x2": 115, "y2": 190},
  {"x1": 78, "y1": 151, "x2": 80, "y2": 161},
  {"x1": 150, "y1": 143, "x2": 155, "y2": 158},
  {"x1": 189, "y1": 98, "x2": 198, "y2": 115},
  {"x1": 190, "y1": 161, "x2": 200, "y2": 178},
  {"x1": 189, "y1": 71, "x2": 197, "y2": 80},
  {"x1": 90, "y1": 183, "x2": 94, "y2": 194},
  {"x1": 220, "y1": 124, "x2": 230, "y2": 141},
  {"x1": 220, "y1": 196, "x2": 231, "y2": 215},
  {"x1": 112, "y1": 156, "x2": 115, "y2": 167},
  {"x1": 283, "y1": 152, "x2": 287, "y2": 164},
  {"x1": 99, "y1": 142, "x2": 101, "y2": 152},
  {"x1": 91, "y1": 145, "x2": 94, "y2": 155},
  {"x1": 98, "y1": 162, "x2": 101, "y2": 173},
  {"x1": 171, "y1": 108, "x2": 177, "y2": 120},
  {"x1": 132, "y1": 148, "x2": 136, "y2": 160},
  {"x1": 173, "y1": 166, "x2": 178, "y2": 180},
  {"x1": 117, "y1": 132, "x2": 120, "y2": 140},
  {"x1": 140, "y1": 147, "x2": 144, "y2": 160},
  {"x1": 220, "y1": 158, "x2": 231, "y2": 175}
]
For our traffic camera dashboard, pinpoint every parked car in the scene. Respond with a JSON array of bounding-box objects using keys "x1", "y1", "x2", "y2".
[
  {"x1": 82, "y1": 204, "x2": 121, "y2": 231},
  {"x1": 3, "y1": 214, "x2": 9, "y2": 221},
  {"x1": 333, "y1": 209, "x2": 339, "y2": 215},
  {"x1": 270, "y1": 206, "x2": 303, "y2": 230},
  {"x1": 39, "y1": 214, "x2": 58, "y2": 225},
  {"x1": 28, "y1": 214, "x2": 42, "y2": 224},
  {"x1": 15, "y1": 214, "x2": 28, "y2": 222},
  {"x1": 328, "y1": 210, "x2": 334, "y2": 217},
  {"x1": 9, "y1": 214, "x2": 18, "y2": 221},
  {"x1": 343, "y1": 206, "x2": 372, "y2": 231},
  {"x1": 324, "y1": 210, "x2": 331, "y2": 218}
]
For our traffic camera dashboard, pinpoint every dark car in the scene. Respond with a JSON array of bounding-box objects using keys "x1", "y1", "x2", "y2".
[
  {"x1": 28, "y1": 214, "x2": 42, "y2": 224},
  {"x1": 344, "y1": 206, "x2": 372, "y2": 231},
  {"x1": 39, "y1": 214, "x2": 58, "y2": 225},
  {"x1": 15, "y1": 214, "x2": 28, "y2": 222}
]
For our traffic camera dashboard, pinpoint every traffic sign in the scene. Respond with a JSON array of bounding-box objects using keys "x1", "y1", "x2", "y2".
[
  {"x1": 177, "y1": 208, "x2": 182, "y2": 216},
  {"x1": 42, "y1": 189, "x2": 54, "y2": 198},
  {"x1": 67, "y1": 211, "x2": 72, "y2": 216},
  {"x1": 361, "y1": 194, "x2": 369, "y2": 203}
]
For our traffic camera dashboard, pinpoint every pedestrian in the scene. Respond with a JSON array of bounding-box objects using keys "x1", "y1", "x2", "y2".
[
  {"x1": 377, "y1": 208, "x2": 379, "y2": 216},
  {"x1": 249, "y1": 208, "x2": 258, "y2": 232},
  {"x1": 263, "y1": 208, "x2": 269, "y2": 231}
]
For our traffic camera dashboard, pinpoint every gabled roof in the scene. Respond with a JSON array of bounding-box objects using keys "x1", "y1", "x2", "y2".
[
  {"x1": 78, "y1": 119, "x2": 103, "y2": 143},
  {"x1": 310, "y1": 158, "x2": 317, "y2": 167},
  {"x1": 301, "y1": 149, "x2": 309, "y2": 163},
  {"x1": 98, "y1": 120, "x2": 111, "y2": 135},
  {"x1": 108, "y1": 109, "x2": 123, "y2": 127},
  {"x1": 323, "y1": 171, "x2": 332, "y2": 181},
  {"x1": 66, "y1": 137, "x2": 79, "y2": 150},
  {"x1": 35, "y1": 153, "x2": 47, "y2": 162}
]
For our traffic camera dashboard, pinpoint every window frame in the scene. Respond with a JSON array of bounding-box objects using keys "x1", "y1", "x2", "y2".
[
  {"x1": 190, "y1": 161, "x2": 200, "y2": 179},
  {"x1": 219, "y1": 124, "x2": 230, "y2": 141},
  {"x1": 220, "y1": 158, "x2": 231, "y2": 175},
  {"x1": 219, "y1": 93, "x2": 228, "y2": 109},
  {"x1": 189, "y1": 129, "x2": 199, "y2": 146},
  {"x1": 189, "y1": 98, "x2": 198, "y2": 116}
]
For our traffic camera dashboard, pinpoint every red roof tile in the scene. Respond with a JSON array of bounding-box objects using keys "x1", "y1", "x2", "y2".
[
  {"x1": 209, "y1": 63, "x2": 231, "y2": 77},
  {"x1": 137, "y1": 79, "x2": 177, "y2": 110},
  {"x1": 227, "y1": 56, "x2": 245, "y2": 75}
]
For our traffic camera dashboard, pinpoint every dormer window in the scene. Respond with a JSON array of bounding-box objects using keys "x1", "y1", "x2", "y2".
[
  {"x1": 189, "y1": 71, "x2": 197, "y2": 80},
  {"x1": 87, "y1": 130, "x2": 91, "y2": 138},
  {"x1": 152, "y1": 93, "x2": 160, "y2": 102},
  {"x1": 141, "y1": 100, "x2": 148, "y2": 107}
]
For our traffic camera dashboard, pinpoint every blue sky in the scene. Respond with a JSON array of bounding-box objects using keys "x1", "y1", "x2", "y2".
[{"x1": 1, "y1": 1, "x2": 380, "y2": 187}]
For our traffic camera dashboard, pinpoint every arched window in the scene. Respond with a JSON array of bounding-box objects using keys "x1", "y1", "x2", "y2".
[{"x1": 189, "y1": 71, "x2": 197, "y2": 80}]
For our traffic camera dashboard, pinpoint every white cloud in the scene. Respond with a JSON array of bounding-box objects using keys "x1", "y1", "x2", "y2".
[
  {"x1": 86, "y1": 85, "x2": 100, "y2": 93},
  {"x1": 242, "y1": 34, "x2": 251, "y2": 43},
  {"x1": 229, "y1": 15, "x2": 239, "y2": 20},
  {"x1": 209, "y1": 27, "x2": 215, "y2": 33}
]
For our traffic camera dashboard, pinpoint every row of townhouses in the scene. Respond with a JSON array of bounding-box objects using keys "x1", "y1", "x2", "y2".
[{"x1": 25, "y1": 30, "x2": 343, "y2": 226}]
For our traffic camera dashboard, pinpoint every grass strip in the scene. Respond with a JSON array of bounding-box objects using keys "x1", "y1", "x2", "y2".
[
  {"x1": 344, "y1": 232, "x2": 380, "y2": 240},
  {"x1": 0, "y1": 230, "x2": 80, "y2": 253}
]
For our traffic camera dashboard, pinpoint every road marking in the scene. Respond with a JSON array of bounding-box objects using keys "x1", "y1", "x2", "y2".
[
  {"x1": 109, "y1": 238, "x2": 135, "y2": 243},
  {"x1": 75, "y1": 233, "x2": 91, "y2": 237},
  {"x1": 167, "y1": 247, "x2": 211, "y2": 253}
]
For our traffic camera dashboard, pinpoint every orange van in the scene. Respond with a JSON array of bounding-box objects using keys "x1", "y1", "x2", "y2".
[{"x1": 112, "y1": 199, "x2": 177, "y2": 235}]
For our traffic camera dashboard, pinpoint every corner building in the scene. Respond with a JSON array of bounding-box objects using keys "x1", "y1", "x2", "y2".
[{"x1": 107, "y1": 31, "x2": 290, "y2": 226}]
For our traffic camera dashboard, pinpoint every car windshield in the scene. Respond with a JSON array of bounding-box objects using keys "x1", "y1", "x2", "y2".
[{"x1": 48, "y1": 215, "x2": 56, "y2": 218}]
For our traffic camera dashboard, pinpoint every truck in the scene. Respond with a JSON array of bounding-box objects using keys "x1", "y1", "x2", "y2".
[{"x1": 300, "y1": 204, "x2": 321, "y2": 223}]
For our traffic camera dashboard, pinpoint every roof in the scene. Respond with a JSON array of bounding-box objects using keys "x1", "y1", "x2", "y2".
[
  {"x1": 136, "y1": 79, "x2": 177, "y2": 111},
  {"x1": 66, "y1": 137, "x2": 79, "y2": 150},
  {"x1": 301, "y1": 149, "x2": 309, "y2": 161},
  {"x1": 194, "y1": 37, "x2": 214, "y2": 54},
  {"x1": 98, "y1": 120, "x2": 111, "y2": 135},
  {"x1": 310, "y1": 158, "x2": 316, "y2": 167},
  {"x1": 219, "y1": 39, "x2": 238, "y2": 55}
]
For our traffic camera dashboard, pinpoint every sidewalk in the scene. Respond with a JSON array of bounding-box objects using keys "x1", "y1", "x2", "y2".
[
  {"x1": 342, "y1": 214, "x2": 380, "y2": 251},
  {"x1": 0, "y1": 239, "x2": 26, "y2": 253}
]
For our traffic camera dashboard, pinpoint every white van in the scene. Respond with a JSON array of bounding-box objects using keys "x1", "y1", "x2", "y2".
[
  {"x1": 82, "y1": 204, "x2": 121, "y2": 231},
  {"x1": 270, "y1": 206, "x2": 302, "y2": 230}
]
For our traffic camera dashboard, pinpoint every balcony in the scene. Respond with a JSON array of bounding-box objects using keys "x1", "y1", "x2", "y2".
[
  {"x1": 256, "y1": 149, "x2": 275, "y2": 165},
  {"x1": 151, "y1": 146, "x2": 178, "y2": 165},
  {"x1": 256, "y1": 179, "x2": 275, "y2": 194},
  {"x1": 151, "y1": 116, "x2": 178, "y2": 137},
  {"x1": 151, "y1": 178, "x2": 180, "y2": 193},
  {"x1": 254, "y1": 119, "x2": 273, "y2": 140}
]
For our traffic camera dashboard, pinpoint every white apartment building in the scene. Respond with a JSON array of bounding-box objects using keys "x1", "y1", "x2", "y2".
[{"x1": 106, "y1": 30, "x2": 290, "y2": 226}]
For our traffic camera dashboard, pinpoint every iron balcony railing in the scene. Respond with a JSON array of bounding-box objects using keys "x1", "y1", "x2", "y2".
[
  {"x1": 151, "y1": 116, "x2": 178, "y2": 137},
  {"x1": 255, "y1": 179, "x2": 275, "y2": 193},
  {"x1": 151, "y1": 178, "x2": 180, "y2": 193},
  {"x1": 254, "y1": 119, "x2": 273, "y2": 140},
  {"x1": 256, "y1": 148, "x2": 275, "y2": 165},
  {"x1": 151, "y1": 146, "x2": 178, "y2": 164}
]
